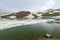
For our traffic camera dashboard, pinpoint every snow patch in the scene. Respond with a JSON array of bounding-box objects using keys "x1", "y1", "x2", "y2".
[{"x1": 0, "y1": 19, "x2": 49, "y2": 30}]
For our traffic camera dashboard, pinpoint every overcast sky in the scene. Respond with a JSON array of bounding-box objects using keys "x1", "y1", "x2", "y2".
[{"x1": 0, "y1": 0, "x2": 60, "y2": 12}]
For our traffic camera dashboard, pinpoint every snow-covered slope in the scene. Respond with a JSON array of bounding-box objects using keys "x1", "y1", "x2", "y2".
[{"x1": 0, "y1": 18, "x2": 53, "y2": 30}]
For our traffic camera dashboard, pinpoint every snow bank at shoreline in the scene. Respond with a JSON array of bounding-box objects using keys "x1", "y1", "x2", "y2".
[{"x1": 0, "y1": 19, "x2": 52, "y2": 30}]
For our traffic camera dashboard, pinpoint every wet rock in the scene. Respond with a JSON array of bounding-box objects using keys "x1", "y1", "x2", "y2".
[{"x1": 45, "y1": 33, "x2": 52, "y2": 38}]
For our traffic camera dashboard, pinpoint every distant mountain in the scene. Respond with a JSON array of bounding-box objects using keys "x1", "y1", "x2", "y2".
[
  {"x1": 1, "y1": 11, "x2": 31, "y2": 19},
  {"x1": 54, "y1": 9, "x2": 60, "y2": 11},
  {"x1": 0, "y1": 11, "x2": 40, "y2": 19},
  {"x1": 1, "y1": 9, "x2": 60, "y2": 19}
]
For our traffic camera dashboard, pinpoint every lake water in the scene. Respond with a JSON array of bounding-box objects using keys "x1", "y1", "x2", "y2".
[{"x1": 0, "y1": 17, "x2": 60, "y2": 40}]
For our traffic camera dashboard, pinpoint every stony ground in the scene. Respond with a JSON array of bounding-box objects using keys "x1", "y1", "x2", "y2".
[{"x1": 38, "y1": 38, "x2": 60, "y2": 40}]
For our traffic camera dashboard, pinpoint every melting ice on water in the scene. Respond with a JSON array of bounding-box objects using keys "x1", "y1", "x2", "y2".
[{"x1": 0, "y1": 18, "x2": 54, "y2": 30}]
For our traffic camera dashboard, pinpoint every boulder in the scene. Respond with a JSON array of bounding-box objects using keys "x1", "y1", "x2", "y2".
[{"x1": 45, "y1": 33, "x2": 52, "y2": 38}]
